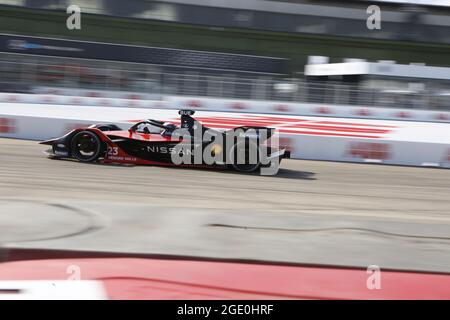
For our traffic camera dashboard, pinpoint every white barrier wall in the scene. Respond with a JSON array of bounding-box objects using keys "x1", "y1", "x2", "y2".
[
  {"x1": 285, "y1": 134, "x2": 450, "y2": 168},
  {"x1": 1, "y1": 103, "x2": 449, "y2": 168},
  {"x1": 0, "y1": 93, "x2": 449, "y2": 123},
  {"x1": 0, "y1": 115, "x2": 128, "y2": 141}
]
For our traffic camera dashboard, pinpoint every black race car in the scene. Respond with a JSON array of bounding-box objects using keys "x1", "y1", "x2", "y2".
[{"x1": 40, "y1": 110, "x2": 289, "y2": 174}]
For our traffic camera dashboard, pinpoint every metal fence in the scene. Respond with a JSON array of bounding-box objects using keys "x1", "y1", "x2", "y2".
[{"x1": 0, "y1": 52, "x2": 449, "y2": 111}]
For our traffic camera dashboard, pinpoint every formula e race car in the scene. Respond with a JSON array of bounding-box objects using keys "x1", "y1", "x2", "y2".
[{"x1": 40, "y1": 110, "x2": 289, "y2": 173}]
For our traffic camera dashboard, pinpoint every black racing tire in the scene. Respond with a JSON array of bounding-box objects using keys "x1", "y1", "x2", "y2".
[
  {"x1": 228, "y1": 140, "x2": 261, "y2": 173},
  {"x1": 70, "y1": 131, "x2": 103, "y2": 162}
]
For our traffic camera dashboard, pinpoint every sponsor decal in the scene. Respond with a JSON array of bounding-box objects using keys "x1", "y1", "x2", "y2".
[
  {"x1": 127, "y1": 94, "x2": 141, "y2": 100},
  {"x1": 7, "y1": 39, "x2": 83, "y2": 52},
  {"x1": 315, "y1": 107, "x2": 332, "y2": 114},
  {"x1": 70, "y1": 97, "x2": 83, "y2": 104},
  {"x1": 146, "y1": 145, "x2": 193, "y2": 156},
  {"x1": 6, "y1": 95, "x2": 19, "y2": 102},
  {"x1": 54, "y1": 150, "x2": 69, "y2": 156},
  {"x1": 230, "y1": 102, "x2": 247, "y2": 110},
  {"x1": 0, "y1": 118, "x2": 16, "y2": 133},
  {"x1": 186, "y1": 100, "x2": 202, "y2": 108},
  {"x1": 87, "y1": 91, "x2": 101, "y2": 97},
  {"x1": 347, "y1": 142, "x2": 391, "y2": 160},
  {"x1": 355, "y1": 109, "x2": 371, "y2": 116},
  {"x1": 396, "y1": 111, "x2": 411, "y2": 118},
  {"x1": 107, "y1": 155, "x2": 137, "y2": 162},
  {"x1": 100, "y1": 99, "x2": 112, "y2": 106},
  {"x1": 106, "y1": 146, "x2": 137, "y2": 162},
  {"x1": 274, "y1": 104, "x2": 290, "y2": 112},
  {"x1": 41, "y1": 96, "x2": 55, "y2": 104},
  {"x1": 435, "y1": 113, "x2": 449, "y2": 121}
]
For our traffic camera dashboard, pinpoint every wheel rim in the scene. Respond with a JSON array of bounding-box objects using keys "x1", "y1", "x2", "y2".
[
  {"x1": 72, "y1": 132, "x2": 101, "y2": 161},
  {"x1": 229, "y1": 141, "x2": 260, "y2": 172}
]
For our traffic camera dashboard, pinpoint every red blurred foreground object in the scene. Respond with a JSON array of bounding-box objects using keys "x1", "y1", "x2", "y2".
[{"x1": 1, "y1": 258, "x2": 450, "y2": 300}]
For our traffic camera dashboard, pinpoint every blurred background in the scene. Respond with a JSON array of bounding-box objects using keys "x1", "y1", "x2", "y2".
[{"x1": 0, "y1": 0, "x2": 449, "y2": 110}]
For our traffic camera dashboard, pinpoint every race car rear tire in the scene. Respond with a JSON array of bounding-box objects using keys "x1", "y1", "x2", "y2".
[
  {"x1": 70, "y1": 131, "x2": 103, "y2": 162},
  {"x1": 228, "y1": 140, "x2": 261, "y2": 173}
]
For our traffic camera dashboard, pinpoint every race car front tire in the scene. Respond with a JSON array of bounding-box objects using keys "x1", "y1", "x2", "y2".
[{"x1": 70, "y1": 131, "x2": 104, "y2": 162}]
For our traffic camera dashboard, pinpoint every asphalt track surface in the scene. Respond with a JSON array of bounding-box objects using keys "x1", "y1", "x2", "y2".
[{"x1": 1, "y1": 138, "x2": 450, "y2": 272}]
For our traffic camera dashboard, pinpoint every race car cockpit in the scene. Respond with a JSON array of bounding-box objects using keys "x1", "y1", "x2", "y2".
[{"x1": 128, "y1": 110, "x2": 200, "y2": 137}]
